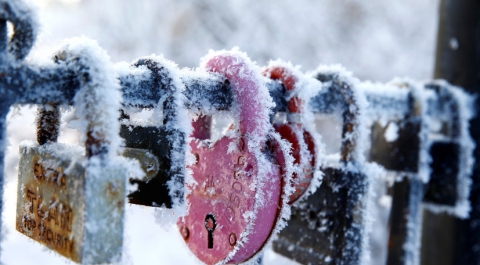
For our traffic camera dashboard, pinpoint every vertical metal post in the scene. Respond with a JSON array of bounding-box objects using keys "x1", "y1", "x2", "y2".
[
  {"x1": 0, "y1": 18, "x2": 8, "y2": 262},
  {"x1": 387, "y1": 178, "x2": 424, "y2": 265},
  {"x1": 0, "y1": 111, "x2": 5, "y2": 262},
  {"x1": 421, "y1": 0, "x2": 480, "y2": 264}
]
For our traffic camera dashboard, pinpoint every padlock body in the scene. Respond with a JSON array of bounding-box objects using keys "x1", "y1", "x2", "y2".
[
  {"x1": 274, "y1": 123, "x2": 315, "y2": 203},
  {"x1": 274, "y1": 167, "x2": 367, "y2": 264},
  {"x1": 369, "y1": 120, "x2": 421, "y2": 172},
  {"x1": 16, "y1": 144, "x2": 126, "y2": 264},
  {"x1": 120, "y1": 125, "x2": 184, "y2": 208},
  {"x1": 424, "y1": 141, "x2": 460, "y2": 205},
  {"x1": 178, "y1": 136, "x2": 282, "y2": 264}
]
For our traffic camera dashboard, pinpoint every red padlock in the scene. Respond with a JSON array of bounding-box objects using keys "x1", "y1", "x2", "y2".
[
  {"x1": 177, "y1": 51, "x2": 294, "y2": 265},
  {"x1": 263, "y1": 63, "x2": 320, "y2": 204}
]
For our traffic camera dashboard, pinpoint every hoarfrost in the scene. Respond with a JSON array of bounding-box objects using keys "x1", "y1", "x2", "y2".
[
  {"x1": 423, "y1": 80, "x2": 475, "y2": 218},
  {"x1": 263, "y1": 59, "x2": 325, "y2": 200},
  {"x1": 384, "y1": 122, "x2": 399, "y2": 142},
  {"x1": 126, "y1": 55, "x2": 193, "y2": 221},
  {"x1": 0, "y1": 0, "x2": 39, "y2": 61},
  {"x1": 50, "y1": 36, "x2": 142, "y2": 263},
  {"x1": 200, "y1": 47, "x2": 274, "y2": 140},
  {"x1": 305, "y1": 64, "x2": 375, "y2": 264},
  {"x1": 56, "y1": 36, "x2": 124, "y2": 158}
]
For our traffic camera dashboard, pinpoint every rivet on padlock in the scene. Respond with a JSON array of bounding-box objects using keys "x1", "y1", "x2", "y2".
[
  {"x1": 263, "y1": 63, "x2": 321, "y2": 204},
  {"x1": 177, "y1": 50, "x2": 295, "y2": 265},
  {"x1": 16, "y1": 38, "x2": 130, "y2": 264}
]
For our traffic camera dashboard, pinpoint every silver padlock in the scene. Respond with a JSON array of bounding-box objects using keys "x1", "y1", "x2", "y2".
[{"x1": 15, "y1": 39, "x2": 128, "y2": 264}]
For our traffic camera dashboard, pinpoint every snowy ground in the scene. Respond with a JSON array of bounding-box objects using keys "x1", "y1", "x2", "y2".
[{"x1": 2, "y1": 0, "x2": 440, "y2": 264}]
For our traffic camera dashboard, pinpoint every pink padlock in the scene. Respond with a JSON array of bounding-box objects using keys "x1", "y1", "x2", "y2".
[
  {"x1": 177, "y1": 51, "x2": 293, "y2": 265},
  {"x1": 263, "y1": 66, "x2": 317, "y2": 204}
]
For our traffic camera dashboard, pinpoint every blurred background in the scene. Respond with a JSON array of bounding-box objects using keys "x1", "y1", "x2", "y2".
[
  {"x1": 31, "y1": 0, "x2": 439, "y2": 81},
  {"x1": 3, "y1": 0, "x2": 440, "y2": 264}
]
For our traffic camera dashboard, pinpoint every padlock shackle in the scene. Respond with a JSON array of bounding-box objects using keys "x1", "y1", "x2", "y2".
[
  {"x1": 203, "y1": 52, "x2": 272, "y2": 138},
  {"x1": 263, "y1": 66, "x2": 305, "y2": 116},
  {"x1": 131, "y1": 58, "x2": 183, "y2": 128},
  {"x1": 338, "y1": 84, "x2": 360, "y2": 163},
  {"x1": 121, "y1": 56, "x2": 190, "y2": 209},
  {"x1": 0, "y1": 0, "x2": 37, "y2": 60},
  {"x1": 52, "y1": 37, "x2": 124, "y2": 159},
  {"x1": 314, "y1": 73, "x2": 360, "y2": 163},
  {"x1": 263, "y1": 67, "x2": 297, "y2": 91},
  {"x1": 36, "y1": 104, "x2": 60, "y2": 146},
  {"x1": 425, "y1": 83, "x2": 461, "y2": 139}
]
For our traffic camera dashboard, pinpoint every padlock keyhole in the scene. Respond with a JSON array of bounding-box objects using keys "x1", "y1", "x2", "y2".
[{"x1": 205, "y1": 213, "x2": 217, "y2": 249}]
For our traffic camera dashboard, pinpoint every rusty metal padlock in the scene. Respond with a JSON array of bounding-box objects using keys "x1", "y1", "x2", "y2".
[
  {"x1": 119, "y1": 57, "x2": 188, "y2": 209},
  {"x1": 274, "y1": 69, "x2": 370, "y2": 265},
  {"x1": 177, "y1": 51, "x2": 294, "y2": 265},
  {"x1": 262, "y1": 64, "x2": 319, "y2": 204},
  {"x1": 16, "y1": 42, "x2": 127, "y2": 264}
]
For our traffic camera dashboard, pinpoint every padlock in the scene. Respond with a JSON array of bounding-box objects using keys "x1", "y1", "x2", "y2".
[
  {"x1": 119, "y1": 56, "x2": 189, "y2": 209},
  {"x1": 274, "y1": 68, "x2": 370, "y2": 265},
  {"x1": 16, "y1": 40, "x2": 128, "y2": 264},
  {"x1": 423, "y1": 82, "x2": 474, "y2": 215},
  {"x1": 177, "y1": 51, "x2": 294, "y2": 265},
  {"x1": 368, "y1": 100, "x2": 421, "y2": 173},
  {"x1": 367, "y1": 80, "x2": 427, "y2": 265},
  {"x1": 368, "y1": 80, "x2": 474, "y2": 264},
  {"x1": 419, "y1": 82, "x2": 475, "y2": 265},
  {"x1": 262, "y1": 63, "x2": 320, "y2": 204}
]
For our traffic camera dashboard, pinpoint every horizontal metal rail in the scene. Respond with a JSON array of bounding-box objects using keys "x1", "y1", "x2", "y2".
[{"x1": 1, "y1": 62, "x2": 449, "y2": 118}]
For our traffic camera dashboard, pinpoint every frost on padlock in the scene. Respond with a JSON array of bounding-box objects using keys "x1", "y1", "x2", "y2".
[
  {"x1": 119, "y1": 56, "x2": 191, "y2": 216},
  {"x1": 363, "y1": 78, "x2": 475, "y2": 265},
  {"x1": 274, "y1": 65, "x2": 378, "y2": 265},
  {"x1": 177, "y1": 49, "x2": 296, "y2": 265},
  {"x1": 15, "y1": 37, "x2": 137, "y2": 264},
  {"x1": 262, "y1": 60, "x2": 324, "y2": 204},
  {"x1": 0, "y1": 0, "x2": 39, "y2": 61},
  {"x1": 422, "y1": 81, "x2": 475, "y2": 218}
]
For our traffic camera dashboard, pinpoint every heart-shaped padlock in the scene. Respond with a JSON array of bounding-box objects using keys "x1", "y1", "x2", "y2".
[
  {"x1": 263, "y1": 64, "x2": 319, "y2": 204},
  {"x1": 177, "y1": 51, "x2": 294, "y2": 265}
]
